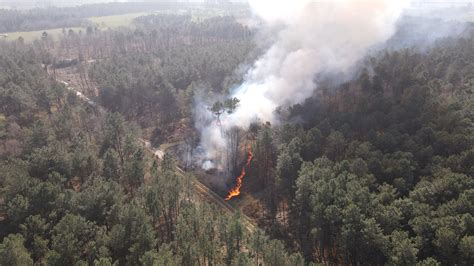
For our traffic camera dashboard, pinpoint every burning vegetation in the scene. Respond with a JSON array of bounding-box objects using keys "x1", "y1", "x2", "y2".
[
  {"x1": 1, "y1": 1, "x2": 473, "y2": 265},
  {"x1": 225, "y1": 145, "x2": 254, "y2": 201}
]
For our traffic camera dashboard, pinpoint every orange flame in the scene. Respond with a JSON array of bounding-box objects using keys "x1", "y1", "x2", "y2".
[{"x1": 225, "y1": 146, "x2": 253, "y2": 201}]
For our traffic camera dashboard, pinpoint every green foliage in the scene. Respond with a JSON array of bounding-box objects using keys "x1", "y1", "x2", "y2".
[
  {"x1": 459, "y1": 235, "x2": 474, "y2": 262},
  {"x1": 71, "y1": 138, "x2": 100, "y2": 181},
  {"x1": 276, "y1": 137, "x2": 303, "y2": 198},
  {"x1": 87, "y1": 14, "x2": 253, "y2": 129},
  {"x1": 263, "y1": 239, "x2": 289, "y2": 266},
  {"x1": 1, "y1": 10, "x2": 472, "y2": 266},
  {"x1": 27, "y1": 143, "x2": 72, "y2": 179},
  {"x1": 0, "y1": 36, "x2": 299, "y2": 266},
  {"x1": 212, "y1": 97, "x2": 241, "y2": 121},
  {"x1": 73, "y1": 178, "x2": 125, "y2": 225},
  {"x1": 278, "y1": 31, "x2": 474, "y2": 265},
  {"x1": 93, "y1": 257, "x2": 114, "y2": 266},
  {"x1": 224, "y1": 97, "x2": 241, "y2": 114},
  {"x1": 49, "y1": 214, "x2": 108, "y2": 265},
  {"x1": 0, "y1": 234, "x2": 33, "y2": 266},
  {"x1": 102, "y1": 149, "x2": 121, "y2": 181},
  {"x1": 140, "y1": 244, "x2": 178, "y2": 266},
  {"x1": 123, "y1": 148, "x2": 145, "y2": 190},
  {"x1": 107, "y1": 203, "x2": 156, "y2": 265},
  {"x1": 211, "y1": 101, "x2": 225, "y2": 119},
  {"x1": 6, "y1": 195, "x2": 30, "y2": 225},
  {"x1": 386, "y1": 231, "x2": 419, "y2": 266}
]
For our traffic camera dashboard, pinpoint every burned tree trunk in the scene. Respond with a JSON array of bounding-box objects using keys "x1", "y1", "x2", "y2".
[{"x1": 225, "y1": 126, "x2": 242, "y2": 176}]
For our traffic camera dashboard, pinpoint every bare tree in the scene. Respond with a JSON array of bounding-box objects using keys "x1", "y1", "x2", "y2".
[
  {"x1": 225, "y1": 126, "x2": 242, "y2": 176},
  {"x1": 184, "y1": 131, "x2": 198, "y2": 170}
]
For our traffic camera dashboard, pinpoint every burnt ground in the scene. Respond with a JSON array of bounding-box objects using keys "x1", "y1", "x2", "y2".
[{"x1": 165, "y1": 140, "x2": 268, "y2": 226}]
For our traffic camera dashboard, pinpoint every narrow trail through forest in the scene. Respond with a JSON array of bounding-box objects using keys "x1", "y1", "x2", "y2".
[{"x1": 51, "y1": 70, "x2": 257, "y2": 233}]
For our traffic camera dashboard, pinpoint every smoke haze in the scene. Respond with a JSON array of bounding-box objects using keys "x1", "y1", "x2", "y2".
[{"x1": 196, "y1": 0, "x2": 416, "y2": 169}]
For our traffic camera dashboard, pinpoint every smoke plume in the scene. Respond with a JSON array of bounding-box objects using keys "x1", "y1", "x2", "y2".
[{"x1": 196, "y1": 0, "x2": 412, "y2": 169}]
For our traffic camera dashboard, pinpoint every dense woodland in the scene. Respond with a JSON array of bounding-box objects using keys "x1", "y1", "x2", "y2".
[
  {"x1": 0, "y1": 7, "x2": 473, "y2": 266},
  {"x1": 84, "y1": 14, "x2": 254, "y2": 142},
  {"x1": 255, "y1": 31, "x2": 474, "y2": 264},
  {"x1": 0, "y1": 43, "x2": 302, "y2": 265}
]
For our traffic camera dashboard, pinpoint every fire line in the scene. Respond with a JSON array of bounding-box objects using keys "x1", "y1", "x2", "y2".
[{"x1": 225, "y1": 145, "x2": 254, "y2": 201}]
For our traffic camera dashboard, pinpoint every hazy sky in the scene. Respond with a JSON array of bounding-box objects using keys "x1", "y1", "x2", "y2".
[{"x1": 1, "y1": 0, "x2": 472, "y2": 9}]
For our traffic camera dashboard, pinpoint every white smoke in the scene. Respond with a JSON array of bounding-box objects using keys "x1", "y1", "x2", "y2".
[{"x1": 196, "y1": 0, "x2": 412, "y2": 169}]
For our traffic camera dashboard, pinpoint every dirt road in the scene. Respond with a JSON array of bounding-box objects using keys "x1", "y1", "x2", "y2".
[
  {"x1": 54, "y1": 75, "x2": 257, "y2": 233},
  {"x1": 140, "y1": 139, "x2": 257, "y2": 233}
]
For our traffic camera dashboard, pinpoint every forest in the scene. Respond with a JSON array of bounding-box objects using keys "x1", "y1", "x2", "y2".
[
  {"x1": 0, "y1": 1, "x2": 245, "y2": 33},
  {"x1": 1, "y1": 2, "x2": 473, "y2": 266},
  {"x1": 274, "y1": 35, "x2": 474, "y2": 265},
  {"x1": 0, "y1": 41, "x2": 302, "y2": 265}
]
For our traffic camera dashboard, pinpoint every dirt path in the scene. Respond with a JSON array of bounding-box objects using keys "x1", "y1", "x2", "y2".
[
  {"x1": 176, "y1": 166, "x2": 257, "y2": 233},
  {"x1": 53, "y1": 73, "x2": 257, "y2": 233},
  {"x1": 140, "y1": 139, "x2": 257, "y2": 233}
]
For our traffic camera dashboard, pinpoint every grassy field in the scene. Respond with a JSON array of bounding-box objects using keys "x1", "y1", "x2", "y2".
[
  {"x1": 3, "y1": 12, "x2": 152, "y2": 42},
  {"x1": 89, "y1": 12, "x2": 152, "y2": 29},
  {"x1": 1, "y1": 6, "x2": 250, "y2": 43},
  {"x1": 4, "y1": 27, "x2": 83, "y2": 42}
]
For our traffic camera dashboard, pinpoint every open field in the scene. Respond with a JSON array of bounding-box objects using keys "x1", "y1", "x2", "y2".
[
  {"x1": 88, "y1": 12, "x2": 152, "y2": 29},
  {"x1": 4, "y1": 27, "x2": 83, "y2": 42},
  {"x1": 2, "y1": 5, "x2": 250, "y2": 42},
  {"x1": 3, "y1": 12, "x2": 152, "y2": 42}
]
